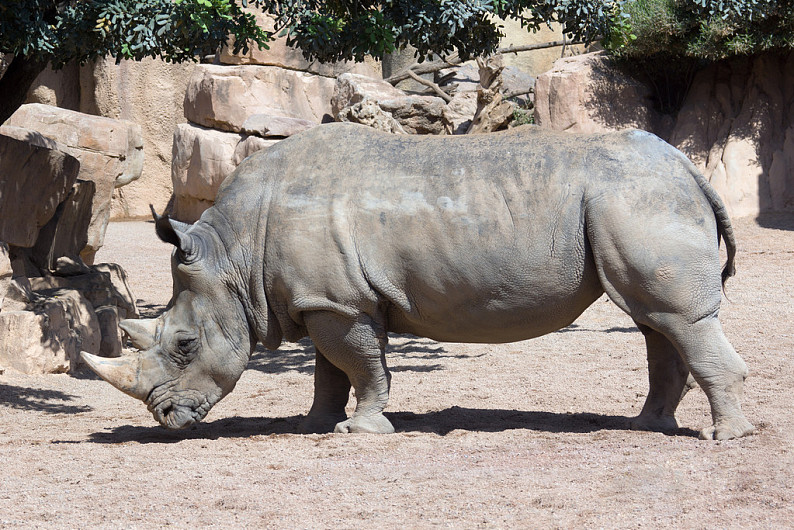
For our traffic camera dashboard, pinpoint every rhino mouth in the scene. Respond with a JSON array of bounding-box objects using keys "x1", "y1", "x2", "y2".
[{"x1": 146, "y1": 385, "x2": 219, "y2": 430}]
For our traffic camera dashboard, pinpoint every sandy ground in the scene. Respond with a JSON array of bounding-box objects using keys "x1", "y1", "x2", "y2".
[{"x1": 1, "y1": 215, "x2": 793, "y2": 528}]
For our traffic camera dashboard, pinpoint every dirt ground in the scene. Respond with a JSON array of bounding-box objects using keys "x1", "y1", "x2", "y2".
[{"x1": 1, "y1": 215, "x2": 792, "y2": 528}]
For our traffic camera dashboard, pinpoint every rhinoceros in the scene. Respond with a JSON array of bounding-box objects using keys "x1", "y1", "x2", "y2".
[{"x1": 82, "y1": 122, "x2": 754, "y2": 440}]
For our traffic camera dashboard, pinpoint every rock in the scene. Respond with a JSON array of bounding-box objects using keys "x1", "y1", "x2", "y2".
[
  {"x1": 89, "y1": 263, "x2": 138, "y2": 320},
  {"x1": 331, "y1": 73, "x2": 406, "y2": 116},
  {"x1": 1, "y1": 245, "x2": 36, "y2": 313},
  {"x1": 438, "y1": 63, "x2": 482, "y2": 94},
  {"x1": 332, "y1": 74, "x2": 449, "y2": 134},
  {"x1": 380, "y1": 96, "x2": 449, "y2": 135},
  {"x1": 668, "y1": 52, "x2": 794, "y2": 217},
  {"x1": 37, "y1": 288, "x2": 102, "y2": 357},
  {"x1": 3, "y1": 104, "x2": 144, "y2": 263},
  {"x1": 336, "y1": 100, "x2": 406, "y2": 134},
  {"x1": 381, "y1": 45, "x2": 434, "y2": 92},
  {"x1": 0, "y1": 243, "x2": 12, "y2": 312},
  {"x1": 0, "y1": 309, "x2": 71, "y2": 374},
  {"x1": 0, "y1": 287, "x2": 100, "y2": 374},
  {"x1": 240, "y1": 114, "x2": 317, "y2": 138},
  {"x1": 29, "y1": 264, "x2": 138, "y2": 321},
  {"x1": 218, "y1": 8, "x2": 381, "y2": 79},
  {"x1": 80, "y1": 56, "x2": 197, "y2": 219},
  {"x1": 534, "y1": 52, "x2": 662, "y2": 134},
  {"x1": 95, "y1": 305, "x2": 121, "y2": 357},
  {"x1": 233, "y1": 135, "x2": 279, "y2": 166},
  {"x1": 0, "y1": 132, "x2": 81, "y2": 247},
  {"x1": 184, "y1": 64, "x2": 336, "y2": 133},
  {"x1": 29, "y1": 179, "x2": 95, "y2": 271},
  {"x1": 171, "y1": 123, "x2": 280, "y2": 222}
]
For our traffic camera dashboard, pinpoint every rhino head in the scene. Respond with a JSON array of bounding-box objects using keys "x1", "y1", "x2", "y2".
[{"x1": 81, "y1": 209, "x2": 255, "y2": 429}]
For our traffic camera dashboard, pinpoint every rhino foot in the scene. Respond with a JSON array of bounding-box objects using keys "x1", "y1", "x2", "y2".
[
  {"x1": 299, "y1": 412, "x2": 348, "y2": 434},
  {"x1": 334, "y1": 413, "x2": 395, "y2": 434},
  {"x1": 699, "y1": 418, "x2": 755, "y2": 440},
  {"x1": 630, "y1": 413, "x2": 679, "y2": 434}
]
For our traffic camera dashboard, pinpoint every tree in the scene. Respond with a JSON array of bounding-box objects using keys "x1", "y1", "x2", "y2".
[
  {"x1": 1, "y1": 0, "x2": 623, "y2": 124},
  {"x1": 605, "y1": 0, "x2": 794, "y2": 59}
]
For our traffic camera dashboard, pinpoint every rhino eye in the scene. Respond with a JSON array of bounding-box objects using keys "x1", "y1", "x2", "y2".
[{"x1": 171, "y1": 337, "x2": 199, "y2": 368}]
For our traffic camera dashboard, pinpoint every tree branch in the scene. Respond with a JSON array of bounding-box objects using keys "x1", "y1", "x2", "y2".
[
  {"x1": 405, "y1": 69, "x2": 453, "y2": 103},
  {"x1": 385, "y1": 39, "x2": 590, "y2": 85}
]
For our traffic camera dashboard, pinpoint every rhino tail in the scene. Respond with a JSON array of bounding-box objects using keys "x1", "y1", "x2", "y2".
[{"x1": 690, "y1": 169, "x2": 736, "y2": 289}]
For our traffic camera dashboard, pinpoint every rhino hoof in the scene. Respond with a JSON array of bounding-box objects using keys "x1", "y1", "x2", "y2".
[
  {"x1": 699, "y1": 418, "x2": 755, "y2": 440},
  {"x1": 629, "y1": 413, "x2": 679, "y2": 434},
  {"x1": 334, "y1": 413, "x2": 395, "y2": 434},
  {"x1": 299, "y1": 412, "x2": 348, "y2": 434}
]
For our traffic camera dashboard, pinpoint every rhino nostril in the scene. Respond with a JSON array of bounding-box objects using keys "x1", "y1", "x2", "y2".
[{"x1": 152, "y1": 403, "x2": 173, "y2": 426}]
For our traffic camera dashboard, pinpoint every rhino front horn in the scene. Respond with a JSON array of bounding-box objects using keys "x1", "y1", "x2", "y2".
[{"x1": 81, "y1": 351, "x2": 152, "y2": 402}]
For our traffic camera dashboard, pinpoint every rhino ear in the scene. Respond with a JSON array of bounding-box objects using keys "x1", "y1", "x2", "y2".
[{"x1": 150, "y1": 205, "x2": 194, "y2": 255}]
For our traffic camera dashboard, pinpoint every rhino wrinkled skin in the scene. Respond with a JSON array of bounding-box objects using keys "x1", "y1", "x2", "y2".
[{"x1": 83, "y1": 123, "x2": 754, "y2": 440}]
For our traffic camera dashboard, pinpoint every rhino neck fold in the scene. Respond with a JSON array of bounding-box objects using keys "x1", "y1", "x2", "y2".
[{"x1": 218, "y1": 194, "x2": 284, "y2": 352}]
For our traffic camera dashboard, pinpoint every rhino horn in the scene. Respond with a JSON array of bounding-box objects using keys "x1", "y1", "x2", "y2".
[
  {"x1": 81, "y1": 351, "x2": 168, "y2": 402},
  {"x1": 119, "y1": 318, "x2": 158, "y2": 350},
  {"x1": 150, "y1": 204, "x2": 192, "y2": 250}
]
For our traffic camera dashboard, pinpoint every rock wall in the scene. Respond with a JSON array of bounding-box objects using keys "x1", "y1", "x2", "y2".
[
  {"x1": 78, "y1": 57, "x2": 196, "y2": 219},
  {"x1": 535, "y1": 51, "x2": 794, "y2": 218},
  {"x1": 668, "y1": 53, "x2": 794, "y2": 217}
]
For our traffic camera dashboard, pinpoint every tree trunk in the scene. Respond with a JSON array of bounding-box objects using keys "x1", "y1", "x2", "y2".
[{"x1": 0, "y1": 55, "x2": 48, "y2": 125}]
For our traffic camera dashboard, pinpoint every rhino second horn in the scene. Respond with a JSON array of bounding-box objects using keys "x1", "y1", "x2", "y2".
[
  {"x1": 119, "y1": 318, "x2": 158, "y2": 350},
  {"x1": 81, "y1": 351, "x2": 150, "y2": 402}
]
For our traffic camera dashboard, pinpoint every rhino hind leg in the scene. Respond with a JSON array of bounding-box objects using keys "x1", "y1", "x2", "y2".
[
  {"x1": 304, "y1": 311, "x2": 395, "y2": 434},
  {"x1": 587, "y1": 207, "x2": 754, "y2": 440},
  {"x1": 630, "y1": 324, "x2": 696, "y2": 434},
  {"x1": 663, "y1": 316, "x2": 754, "y2": 440},
  {"x1": 299, "y1": 349, "x2": 352, "y2": 434}
]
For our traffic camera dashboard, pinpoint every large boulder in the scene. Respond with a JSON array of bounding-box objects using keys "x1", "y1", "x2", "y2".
[
  {"x1": 668, "y1": 52, "x2": 794, "y2": 217},
  {"x1": 3, "y1": 104, "x2": 144, "y2": 263},
  {"x1": 0, "y1": 132, "x2": 81, "y2": 247},
  {"x1": 183, "y1": 64, "x2": 337, "y2": 133},
  {"x1": 171, "y1": 123, "x2": 279, "y2": 222},
  {"x1": 534, "y1": 52, "x2": 663, "y2": 134},
  {"x1": 219, "y1": 9, "x2": 380, "y2": 79}
]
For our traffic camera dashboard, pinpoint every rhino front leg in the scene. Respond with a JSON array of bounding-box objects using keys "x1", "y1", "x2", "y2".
[
  {"x1": 631, "y1": 324, "x2": 696, "y2": 433},
  {"x1": 304, "y1": 311, "x2": 395, "y2": 434},
  {"x1": 299, "y1": 349, "x2": 351, "y2": 434}
]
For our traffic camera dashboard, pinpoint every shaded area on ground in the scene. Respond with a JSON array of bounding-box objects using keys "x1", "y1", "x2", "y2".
[
  {"x1": 78, "y1": 407, "x2": 700, "y2": 445},
  {"x1": 0, "y1": 383, "x2": 92, "y2": 414}
]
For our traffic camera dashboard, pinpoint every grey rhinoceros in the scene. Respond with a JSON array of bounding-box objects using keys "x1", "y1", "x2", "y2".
[{"x1": 82, "y1": 122, "x2": 754, "y2": 440}]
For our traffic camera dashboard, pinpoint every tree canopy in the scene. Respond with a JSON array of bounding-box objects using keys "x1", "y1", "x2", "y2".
[{"x1": 605, "y1": 0, "x2": 794, "y2": 60}]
